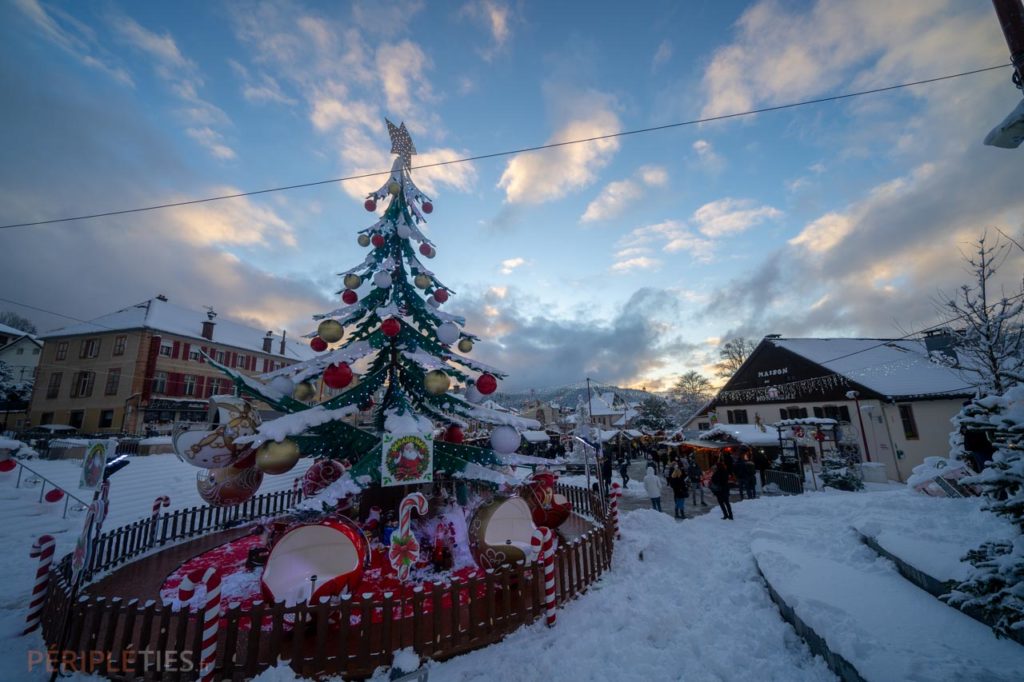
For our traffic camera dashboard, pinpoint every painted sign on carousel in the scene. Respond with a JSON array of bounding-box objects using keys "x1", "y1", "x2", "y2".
[{"x1": 380, "y1": 430, "x2": 434, "y2": 486}]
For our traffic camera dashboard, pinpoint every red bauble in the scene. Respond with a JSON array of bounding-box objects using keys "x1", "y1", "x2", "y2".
[
  {"x1": 371, "y1": 234, "x2": 386, "y2": 248},
  {"x1": 476, "y1": 373, "x2": 498, "y2": 395},
  {"x1": 301, "y1": 459, "x2": 348, "y2": 497},
  {"x1": 433, "y1": 289, "x2": 449, "y2": 303},
  {"x1": 0, "y1": 459, "x2": 16, "y2": 473},
  {"x1": 310, "y1": 336, "x2": 328, "y2": 352},
  {"x1": 419, "y1": 243, "x2": 432, "y2": 256},
  {"x1": 445, "y1": 424, "x2": 464, "y2": 444},
  {"x1": 44, "y1": 488, "x2": 65, "y2": 503},
  {"x1": 364, "y1": 198, "x2": 377, "y2": 212},
  {"x1": 381, "y1": 317, "x2": 401, "y2": 337},
  {"x1": 422, "y1": 201, "x2": 433, "y2": 214},
  {"x1": 323, "y1": 363, "x2": 353, "y2": 389},
  {"x1": 342, "y1": 289, "x2": 358, "y2": 305}
]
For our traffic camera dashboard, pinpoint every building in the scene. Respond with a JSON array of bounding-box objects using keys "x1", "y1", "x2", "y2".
[
  {"x1": 585, "y1": 391, "x2": 630, "y2": 428},
  {"x1": 0, "y1": 323, "x2": 42, "y2": 431},
  {"x1": 27, "y1": 296, "x2": 314, "y2": 434},
  {"x1": 710, "y1": 334, "x2": 975, "y2": 481}
]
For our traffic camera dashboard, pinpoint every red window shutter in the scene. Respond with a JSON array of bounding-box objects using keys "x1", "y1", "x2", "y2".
[
  {"x1": 169, "y1": 372, "x2": 180, "y2": 396},
  {"x1": 250, "y1": 356, "x2": 256, "y2": 371},
  {"x1": 262, "y1": 358, "x2": 269, "y2": 372},
  {"x1": 195, "y1": 375, "x2": 204, "y2": 396},
  {"x1": 182, "y1": 343, "x2": 190, "y2": 360},
  {"x1": 230, "y1": 352, "x2": 238, "y2": 368},
  {"x1": 171, "y1": 341, "x2": 180, "y2": 359}
]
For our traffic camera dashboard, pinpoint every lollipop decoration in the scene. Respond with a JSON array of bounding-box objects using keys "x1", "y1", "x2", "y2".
[{"x1": 389, "y1": 492, "x2": 427, "y2": 582}]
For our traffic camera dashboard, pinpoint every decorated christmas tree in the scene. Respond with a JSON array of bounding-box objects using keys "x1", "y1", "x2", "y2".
[{"x1": 204, "y1": 119, "x2": 538, "y2": 492}]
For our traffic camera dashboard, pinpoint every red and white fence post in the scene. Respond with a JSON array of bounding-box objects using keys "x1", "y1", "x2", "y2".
[
  {"x1": 23, "y1": 534, "x2": 56, "y2": 635},
  {"x1": 609, "y1": 482, "x2": 622, "y2": 539},
  {"x1": 150, "y1": 495, "x2": 170, "y2": 547},
  {"x1": 531, "y1": 526, "x2": 557, "y2": 627},
  {"x1": 178, "y1": 567, "x2": 221, "y2": 682}
]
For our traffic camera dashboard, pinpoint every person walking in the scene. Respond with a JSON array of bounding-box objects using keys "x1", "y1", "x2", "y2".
[
  {"x1": 601, "y1": 453, "x2": 613, "y2": 494},
  {"x1": 687, "y1": 458, "x2": 708, "y2": 507},
  {"x1": 742, "y1": 455, "x2": 757, "y2": 500},
  {"x1": 618, "y1": 458, "x2": 630, "y2": 488},
  {"x1": 710, "y1": 460, "x2": 734, "y2": 520},
  {"x1": 753, "y1": 449, "x2": 770, "y2": 488},
  {"x1": 668, "y1": 465, "x2": 689, "y2": 519},
  {"x1": 643, "y1": 466, "x2": 664, "y2": 512}
]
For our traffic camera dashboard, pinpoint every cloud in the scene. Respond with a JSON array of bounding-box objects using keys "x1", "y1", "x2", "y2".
[
  {"x1": 692, "y1": 139, "x2": 724, "y2": 171},
  {"x1": 499, "y1": 91, "x2": 621, "y2": 204},
  {"x1": 229, "y1": 60, "x2": 296, "y2": 105},
  {"x1": 611, "y1": 257, "x2": 662, "y2": 273},
  {"x1": 376, "y1": 41, "x2": 433, "y2": 117},
  {"x1": 460, "y1": 1, "x2": 513, "y2": 60},
  {"x1": 617, "y1": 220, "x2": 715, "y2": 264},
  {"x1": 652, "y1": 40, "x2": 672, "y2": 68},
  {"x1": 500, "y1": 257, "x2": 526, "y2": 275},
  {"x1": 185, "y1": 128, "x2": 236, "y2": 160},
  {"x1": 13, "y1": 0, "x2": 133, "y2": 86},
  {"x1": 692, "y1": 198, "x2": 781, "y2": 237},
  {"x1": 581, "y1": 165, "x2": 668, "y2": 223}
]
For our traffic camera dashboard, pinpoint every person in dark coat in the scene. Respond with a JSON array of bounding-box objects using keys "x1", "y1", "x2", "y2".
[
  {"x1": 618, "y1": 458, "x2": 630, "y2": 488},
  {"x1": 742, "y1": 456, "x2": 757, "y2": 499},
  {"x1": 668, "y1": 464, "x2": 689, "y2": 519},
  {"x1": 753, "y1": 450, "x2": 770, "y2": 487},
  {"x1": 710, "y1": 460, "x2": 734, "y2": 520},
  {"x1": 601, "y1": 454, "x2": 613, "y2": 493},
  {"x1": 687, "y1": 458, "x2": 708, "y2": 506}
]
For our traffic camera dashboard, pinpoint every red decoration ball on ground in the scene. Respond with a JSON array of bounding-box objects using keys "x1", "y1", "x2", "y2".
[
  {"x1": 476, "y1": 373, "x2": 498, "y2": 395},
  {"x1": 44, "y1": 488, "x2": 64, "y2": 503},
  {"x1": 323, "y1": 363, "x2": 353, "y2": 389},
  {"x1": 371, "y1": 234, "x2": 386, "y2": 248},
  {"x1": 381, "y1": 318, "x2": 401, "y2": 337},
  {"x1": 422, "y1": 201, "x2": 433, "y2": 214},
  {"x1": 364, "y1": 198, "x2": 377, "y2": 212},
  {"x1": 342, "y1": 289, "x2": 358, "y2": 305},
  {"x1": 419, "y1": 243, "x2": 432, "y2": 256},
  {"x1": 433, "y1": 289, "x2": 449, "y2": 303},
  {"x1": 0, "y1": 459, "x2": 16, "y2": 473},
  {"x1": 310, "y1": 336, "x2": 328, "y2": 352},
  {"x1": 445, "y1": 425, "x2": 464, "y2": 444}
]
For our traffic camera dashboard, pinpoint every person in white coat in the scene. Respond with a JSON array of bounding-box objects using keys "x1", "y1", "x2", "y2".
[{"x1": 643, "y1": 466, "x2": 664, "y2": 512}]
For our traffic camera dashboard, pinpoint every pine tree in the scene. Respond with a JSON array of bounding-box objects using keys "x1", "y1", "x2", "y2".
[
  {"x1": 819, "y1": 448, "x2": 864, "y2": 491},
  {"x1": 210, "y1": 120, "x2": 536, "y2": 486}
]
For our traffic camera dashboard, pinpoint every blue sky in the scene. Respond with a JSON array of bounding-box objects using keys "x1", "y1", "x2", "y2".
[{"x1": 1, "y1": 0, "x2": 1022, "y2": 392}]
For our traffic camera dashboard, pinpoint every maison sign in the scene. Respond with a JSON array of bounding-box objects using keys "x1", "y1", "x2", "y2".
[{"x1": 757, "y1": 367, "x2": 789, "y2": 379}]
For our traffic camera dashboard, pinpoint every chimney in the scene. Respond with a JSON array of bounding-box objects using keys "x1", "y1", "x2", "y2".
[
  {"x1": 279, "y1": 329, "x2": 287, "y2": 355},
  {"x1": 202, "y1": 307, "x2": 217, "y2": 341},
  {"x1": 262, "y1": 331, "x2": 274, "y2": 353},
  {"x1": 156, "y1": 294, "x2": 168, "y2": 302},
  {"x1": 923, "y1": 328, "x2": 957, "y2": 365}
]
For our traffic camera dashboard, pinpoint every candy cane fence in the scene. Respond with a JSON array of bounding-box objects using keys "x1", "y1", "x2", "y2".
[
  {"x1": 609, "y1": 482, "x2": 622, "y2": 540},
  {"x1": 23, "y1": 534, "x2": 56, "y2": 635},
  {"x1": 179, "y1": 567, "x2": 221, "y2": 682},
  {"x1": 531, "y1": 526, "x2": 557, "y2": 626},
  {"x1": 149, "y1": 495, "x2": 170, "y2": 547}
]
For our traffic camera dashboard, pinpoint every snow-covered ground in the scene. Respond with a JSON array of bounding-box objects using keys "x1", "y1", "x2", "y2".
[{"x1": 0, "y1": 454, "x2": 1018, "y2": 681}]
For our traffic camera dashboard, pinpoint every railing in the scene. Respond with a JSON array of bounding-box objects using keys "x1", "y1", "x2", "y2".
[
  {"x1": 39, "y1": 485, "x2": 614, "y2": 680},
  {"x1": 764, "y1": 468, "x2": 804, "y2": 495},
  {"x1": 12, "y1": 459, "x2": 91, "y2": 518}
]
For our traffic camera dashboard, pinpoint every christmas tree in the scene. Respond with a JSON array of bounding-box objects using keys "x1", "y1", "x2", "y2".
[{"x1": 210, "y1": 119, "x2": 537, "y2": 488}]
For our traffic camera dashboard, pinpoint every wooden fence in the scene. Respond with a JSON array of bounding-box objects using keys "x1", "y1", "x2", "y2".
[{"x1": 39, "y1": 486, "x2": 614, "y2": 680}]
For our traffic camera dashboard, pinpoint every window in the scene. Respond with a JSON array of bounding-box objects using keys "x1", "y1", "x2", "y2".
[
  {"x1": 68, "y1": 410, "x2": 84, "y2": 429},
  {"x1": 237, "y1": 354, "x2": 247, "y2": 369},
  {"x1": 188, "y1": 348, "x2": 201, "y2": 361},
  {"x1": 159, "y1": 342, "x2": 172, "y2": 357},
  {"x1": 32, "y1": 348, "x2": 39, "y2": 355},
  {"x1": 698, "y1": 421, "x2": 711, "y2": 431},
  {"x1": 898, "y1": 404, "x2": 919, "y2": 440},
  {"x1": 79, "y1": 338, "x2": 100, "y2": 358},
  {"x1": 215, "y1": 350, "x2": 225, "y2": 364},
  {"x1": 183, "y1": 374, "x2": 196, "y2": 396},
  {"x1": 727, "y1": 409, "x2": 748, "y2": 424},
  {"x1": 98, "y1": 409, "x2": 114, "y2": 429},
  {"x1": 71, "y1": 371, "x2": 95, "y2": 398},
  {"x1": 104, "y1": 368, "x2": 121, "y2": 396},
  {"x1": 816, "y1": 404, "x2": 852, "y2": 422},
  {"x1": 46, "y1": 372, "x2": 62, "y2": 399},
  {"x1": 56, "y1": 342, "x2": 68, "y2": 361},
  {"x1": 783, "y1": 406, "x2": 807, "y2": 420},
  {"x1": 152, "y1": 371, "x2": 167, "y2": 394},
  {"x1": 40, "y1": 412, "x2": 54, "y2": 425},
  {"x1": 113, "y1": 335, "x2": 127, "y2": 356},
  {"x1": 16, "y1": 347, "x2": 23, "y2": 355}
]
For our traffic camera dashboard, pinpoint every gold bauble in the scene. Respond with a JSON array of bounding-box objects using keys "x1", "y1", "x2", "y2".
[
  {"x1": 424, "y1": 369, "x2": 451, "y2": 395},
  {"x1": 343, "y1": 274, "x2": 362, "y2": 290},
  {"x1": 388, "y1": 181, "x2": 401, "y2": 196},
  {"x1": 414, "y1": 274, "x2": 431, "y2": 289},
  {"x1": 458, "y1": 338, "x2": 474, "y2": 353},
  {"x1": 255, "y1": 439, "x2": 301, "y2": 475},
  {"x1": 317, "y1": 319, "x2": 344, "y2": 343},
  {"x1": 357, "y1": 234, "x2": 371, "y2": 247},
  {"x1": 292, "y1": 381, "x2": 316, "y2": 401}
]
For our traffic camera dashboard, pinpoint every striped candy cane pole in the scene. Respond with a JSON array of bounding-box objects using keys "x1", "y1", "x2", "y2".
[
  {"x1": 540, "y1": 527, "x2": 557, "y2": 627},
  {"x1": 609, "y1": 482, "x2": 622, "y2": 539},
  {"x1": 530, "y1": 527, "x2": 546, "y2": 565},
  {"x1": 23, "y1": 534, "x2": 56, "y2": 635},
  {"x1": 390, "y1": 492, "x2": 427, "y2": 582},
  {"x1": 150, "y1": 495, "x2": 169, "y2": 547},
  {"x1": 178, "y1": 567, "x2": 221, "y2": 682}
]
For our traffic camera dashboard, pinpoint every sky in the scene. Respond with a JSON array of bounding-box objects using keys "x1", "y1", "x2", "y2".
[{"x1": 1, "y1": 0, "x2": 1022, "y2": 393}]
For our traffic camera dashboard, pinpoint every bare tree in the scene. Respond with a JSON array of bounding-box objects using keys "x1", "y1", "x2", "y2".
[
  {"x1": 713, "y1": 337, "x2": 755, "y2": 379},
  {"x1": 673, "y1": 370, "x2": 712, "y2": 398},
  {"x1": 0, "y1": 311, "x2": 37, "y2": 335}
]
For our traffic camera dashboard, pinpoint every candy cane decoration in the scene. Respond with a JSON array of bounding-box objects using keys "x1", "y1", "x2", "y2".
[
  {"x1": 179, "y1": 567, "x2": 221, "y2": 682},
  {"x1": 292, "y1": 476, "x2": 302, "y2": 495},
  {"x1": 531, "y1": 526, "x2": 557, "y2": 627},
  {"x1": 150, "y1": 495, "x2": 170, "y2": 546},
  {"x1": 609, "y1": 482, "x2": 622, "y2": 539},
  {"x1": 23, "y1": 534, "x2": 56, "y2": 634},
  {"x1": 389, "y1": 492, "x2": 427, "y2": 582}
]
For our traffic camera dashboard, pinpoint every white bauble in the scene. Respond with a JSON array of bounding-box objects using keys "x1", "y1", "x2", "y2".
[
  {"x1": 465, "y1": 385, "x2": 483, "y2": 404},
  {"x1": 396, "y1": 222, "x2": 412, "y2": 239},
  {"x1": 490, "y1": 425, "x2": 520, "y2": 455},
  {"x1": 373, "y1": 271, "x2": 393, "y2": 289},
  {"x1": 269, "y1": 376, "x2": 295, "y2": 396},
  {"x1": 427, "y1": 296, "x2": 440, "y2": 308},
  {"x1": 436, "y1": 322, "x2": 459, "y2": 345}
]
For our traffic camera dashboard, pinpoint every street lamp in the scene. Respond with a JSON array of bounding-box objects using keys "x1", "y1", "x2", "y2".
[{"x1": 845, "y1": 390, "x2": 872, "y2": 462}]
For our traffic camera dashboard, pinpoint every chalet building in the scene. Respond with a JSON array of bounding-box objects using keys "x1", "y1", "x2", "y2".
[
  {"x1": 585, "y1": 392, "x2": 636, "y2": 429},
  {"x1": 27, "y1": 296, "x2": 313, "y2": 434},
  {"x1": 709, "y1": 334, "x2": 975, "y2": 481},
  {"x1": 0, "y1": 323, "x2": 42, "y2": 431}
]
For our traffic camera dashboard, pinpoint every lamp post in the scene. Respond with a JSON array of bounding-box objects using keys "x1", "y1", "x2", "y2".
[{"x1": 845, "y1": 390, "x2": 872, "y2": 462}]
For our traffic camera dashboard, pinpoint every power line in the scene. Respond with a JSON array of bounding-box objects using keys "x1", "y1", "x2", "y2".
[{"x1": 0, "y1": 63, "x2": 1010, "y2": 231}]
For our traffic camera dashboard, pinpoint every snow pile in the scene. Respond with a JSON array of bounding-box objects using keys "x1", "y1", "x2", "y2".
[
  {"x1": 384, "y1": 407, "x2": 434, "y2": 435},
  {"x1": 247, "y1": 405, "x2": 360, "y2": 444},
  {"x1": 295, "y1": 474, "x2": 362, "y2": 512},
  {"x1": 907, "y1": 456, "x2": 970, "y2": 489}
]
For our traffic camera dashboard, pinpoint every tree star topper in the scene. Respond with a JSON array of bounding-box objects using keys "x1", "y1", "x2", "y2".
[{"x1": 386, "y1": 119, "x2": 416, "y2": 170}]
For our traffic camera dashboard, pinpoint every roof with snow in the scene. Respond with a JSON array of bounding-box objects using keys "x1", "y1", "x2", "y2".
[
  {"x1": 39, "y1": 297, "x2": 315, "y2": 361},
  {"x1": 772, "y1": 338, "x2": 972, "y2": 399},
  {"x1": 0, "y1": 323, "x2": 37, "y2": 341},
  {"x1": 588, "y1": 393, "x2": 625, "y2": 417},
  {"x1": 699, "y1": 424, "x2": 780, "y2": 446}
]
